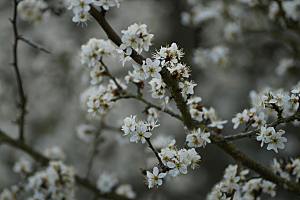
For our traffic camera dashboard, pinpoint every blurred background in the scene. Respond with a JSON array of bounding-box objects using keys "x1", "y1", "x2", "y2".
[{"x1": 0, "y1": 0, "x2": 300, "y2": 199}]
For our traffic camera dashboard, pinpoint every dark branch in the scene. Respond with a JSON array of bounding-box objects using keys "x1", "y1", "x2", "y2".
[{"x1": 11, "y1": 0, "x2": 27, "y2": 142}]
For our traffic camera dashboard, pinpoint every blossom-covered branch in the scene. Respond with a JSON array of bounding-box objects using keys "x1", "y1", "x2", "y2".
[
  {"x1": 2, "y1": 0, "x2": 299, "y2": 199},
  {"x1": 85, "y1": 4, "x2": 300, "y2": 194},
  {"x1": 225, "y1": 109, "x2": 300, "y2": 141}
]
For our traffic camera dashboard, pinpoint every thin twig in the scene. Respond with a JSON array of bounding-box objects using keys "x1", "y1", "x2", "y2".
[
  {"x1": 19, "y1": 36, "x2": 51, "y2": 54},
  {"x1": 145, "y1": 138, "x2": 164, "y2": 167},
  {"x1": 100, "y1": 59, "x2": 123, "y2": 91},
  {"x1": 10, "y1": 0, "x2": 27, "y2": 142},
  {"x1": 114, "y1": 94, "x2": 182, "y2": 121},
  {"x1": 85, "y1": 129, "x2": 103, "y2": 179}
]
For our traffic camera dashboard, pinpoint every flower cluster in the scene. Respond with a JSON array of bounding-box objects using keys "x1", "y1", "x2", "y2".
[
  {"x1": 232, "y1": 108, "x2": 266, "y2": 129},
  {"x1": 79, "y1": 38, "x2": 127, "y2": 116},
  {"x1": 81, "y1": 38, "x2": 116, "y2": 85},
  {"x1": 231, "y1": 83, "x2": 300, "y2": 153},
  {"x1": 26, "y1": 161, "x2": 75, "y2": 200},
  {"x1": 186, "y1": 128, "x2": 211, "y2": 148},
  {"x1": 121, "y1": 115, "x2": 159, "y2": 143},
  {"x1": 0, "y1": 188, "x2": 17, "y2": 200},
  {"x1": 187, "y1": 97, "x2": 227, "y2": 129},
  {"x1": 13, "y1": 158, "x2": 33, "y2": 176},
  {"x1": 149, "y1": 77, "x2": 167, "y2": 99},
  {"x1": 86, "y1": 83, "x2": 122, "y2": 116},
  {"x1": 250, "y1": 87, "x2": 300, "y2": 117},
  {"x1": 120, "y1": 23, "x2": 153, "y2": 57},
  {"x1": 145, "y1": 140, "x2": 201, "y2": 188},
  {"x1": 257, "y1": 126, "x2": 287, "y2": 153},
  {"x1": 18, "y1": 0, "x2": 48, "y2": 23},
  {"x1": 126, "y1": 43, "x2": 197, "y2": 103},
  {"x1": 67, "y1": 0, "x2": 120, "y2": 23},
  {"x1": 272, "y1": 158, "x2": 300, "y2": 182},
  {"x1": 207, "y1": 164, "x2": 276, "y2": 200},
  {"x1": 81, "y1": 38, "x2": 116, "y2": 68},
  {"x1": 44, "y1": 146, "x2": 66, "y2": 161},
  {"x1": 146, "y1": 166, "x2": 167, "y2": 188},
  {"x1": 154, "y1": 43, "x2": 184, "y2": 67},
  {"x1": 146, "y1": 107, "x2": 159, "y2": 122}
]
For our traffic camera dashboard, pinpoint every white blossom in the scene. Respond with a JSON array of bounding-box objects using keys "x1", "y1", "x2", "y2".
[
  {"x1": 178, "y1": 80, "x2": 197, "y2": 100},
  {"x1": 146, "y1": 107, "x2": 159, "y2": 121},
  {"x1": 93, "y1": 0, "x2": 120, "y2": 10},
  {"x1": 86, "y1": 85, "x2": 115, "y2": 116},
  {"x1": 149, "y1": 78, "x2": 167, "y2": 99},
  {"x1": 81, "y1": 38, "x2": 115, "y2": 68},
  {"x1": 186, "y1": 128, "x2": 211, "y2": 148},
  {"x1": 44, "y1": 146, "x2": 66, "y2": 160},
  {"x1": 224, "y1": 22, "x2": 241, "y2": 42},
  {"x1": 97, "y1": 172, "x2": 118, "y2": 193},
  {"x1": 157, "y1": 140, "x2": 201, "y2": 179},
  {"x1": 257, "y1": 126, "x2": 287, "y2": 153},
  {"x1": 272, "y1": 158, "x2": 291, "y2": 180},
  {"x1": 207, "y1": 164, "x2": 276, "y2": 200},
  {"x1": 167, "y1": 63, "x2": 191, "y2": 78},
  {"x1": 129, "y1": 121, "x2": 152, "y2": 144},
  {"x1": 115, "y1": 184, "x2": 136, "y2": 199},
  {"x1": 121, "y1": 116, "x2": 158, "y2": 144},
  {"x1": 26, "y1": 162, "x2": 75, "y2": 200},
  {"x1": 18, "y1": 0, "x2": 47, "y2": 23},
  {"x1": 120, "y1": 23, "x2": 153, "y2": 55},
  {"x1": 203, "y1": 107, "x2": 227, "y2": 129},
  {"x1": 67, "y1": 0, "x2": 120, "y2": 24},
  {"x1": 142, "y1": 58, "x2": 161, "y2": 79},
  {"x1": 232, "y1": 109, "x2": 250, "y2": 129},
  {"x1": 76, "y1": 124, "x2": 96, "y2": 143},
  {"x1": 146, "y1": 167, "x2": 167, "y2": 188},
  {"x1": 266, "y1": 129, "x2": 287, "y2": 153},
  {"x1": 292, "y1": 158, "x2": 300, "y2": 181},
  {"x1": 0, "y1": 189, "x2": 14, "y2": 200},
  {"x1": 121, "y1": 115, "x2": 136, "y2": 135},
  {"x1": 154, "y1": 43, "x2": 184, "y2": 67},
  {"x1": 276, "y1": 58, "x2": 295, "y2": 76},
  {"x1": 13, "y1": 158, "x2": 32, "y2": 175}
]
